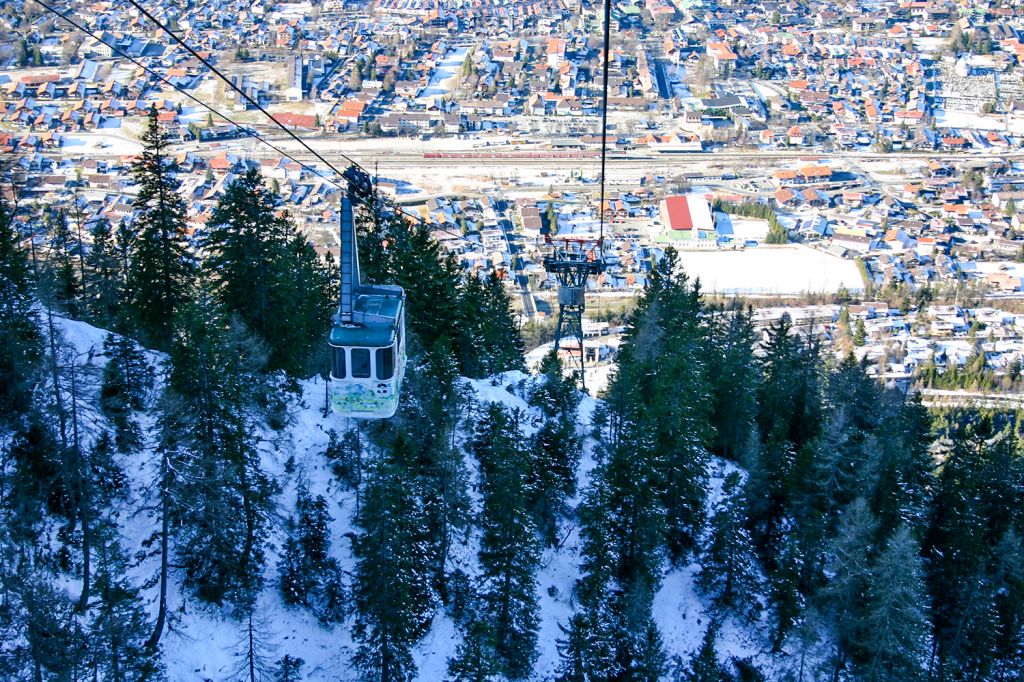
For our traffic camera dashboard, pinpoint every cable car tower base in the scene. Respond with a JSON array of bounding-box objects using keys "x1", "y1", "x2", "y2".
[{"x1": 544, "y1": 241, "x2": 603, "y2": 391}]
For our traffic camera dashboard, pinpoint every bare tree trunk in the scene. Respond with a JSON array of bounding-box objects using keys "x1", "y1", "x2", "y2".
[
  {"x1": 146, "y1": 451, "x2": 171, "y2": 650},
  {"x1": 70, "y1": 361, "x2": 92, "y2": 612}
]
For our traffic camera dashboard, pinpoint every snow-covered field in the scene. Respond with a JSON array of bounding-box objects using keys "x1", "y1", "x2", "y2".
[
  {"x1": 418, "y1": 46, "x2": 470, "y2": 103},
  {"x1": 45, "y1": 315, "x2": 772, "y2": 680},
  {"x1": 62, "y1": 133, "x2": 142, "y2": 156},
  {"x1": 934, "y1": 109, "x2": 1024, "y2": 134},
  {"x1": 675, "y1": 245, "x2": 864, "y2": 294}
]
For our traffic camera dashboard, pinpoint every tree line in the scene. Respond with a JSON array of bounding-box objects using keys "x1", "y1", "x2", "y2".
[{"x1": 0, "y1": 108, "x2": 523, "y2": 680}]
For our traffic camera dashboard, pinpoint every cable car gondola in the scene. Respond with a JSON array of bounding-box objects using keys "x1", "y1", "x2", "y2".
[{"x1": 328, "y1": 167, "x2": 406, "y2": 419}]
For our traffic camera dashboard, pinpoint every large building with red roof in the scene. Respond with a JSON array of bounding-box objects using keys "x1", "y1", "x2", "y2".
[{"x1": 659, "y1": 194, "x2": 715, "y2": 240}]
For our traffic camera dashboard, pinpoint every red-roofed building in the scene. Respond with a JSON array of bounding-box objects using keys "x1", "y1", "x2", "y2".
[
  {"x1": 659, "y1": 194, "x2": 715, "y2": 239},
  {"x1": 273, "y1": 112, "x2": 318, "y2": 129}
]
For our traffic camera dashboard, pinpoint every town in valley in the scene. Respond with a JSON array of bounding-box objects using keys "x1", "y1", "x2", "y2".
[{"x1": 4, "y1": 0, "x2": 1024, "y2": 392}]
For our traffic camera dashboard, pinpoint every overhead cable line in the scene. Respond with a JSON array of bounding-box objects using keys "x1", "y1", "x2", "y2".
[
  {"x1": 117, "y1": 0, "x2": 484, "y2": 248},
  {"x1": 597, "y1": 0, "x2": 611, "y2": 248},
  {"x1": 33, "y1": 0, "x2": 348, "y2": 191},
  {"x1": 38, "y1": 0, "x2": 488, "y2": 249}
]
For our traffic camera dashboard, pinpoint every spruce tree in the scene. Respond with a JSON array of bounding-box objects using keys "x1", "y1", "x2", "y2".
[
  {"x1": 164, "y1": 287, "x2": 276, "y2": 609},
  {"x1": 447, "y1": 618, "x2": 501, "y2": 682},
  {"x1": 202, "y1": 168, "x2": 333, "y2": 375},
  {"x1": 279, "y1": 484, "x2": 344, "y2": 623},
  {"x1": 458, "y1": 271, "x2": 524, "y2": 378},
  {"x1": 706, "y1": 302, "x2": 759, "y2": 461},
  {"x1": 357, "y1": 194, "x2": 468, "y2": 370},
  {"x1": 83, "y1": 216, "x2": 122, "y2": 327},
  {"x1": 471, "y1": 403, "x2": 540, "y2": 679},
  {"x1": 100, "y1": 331, "x2": 151, "y2": 452},
  {"x1": 555, "y1": 610, "x2": 617, "y2": 682},
  {"x1": 687, "y1": 622, "x2": 728, "y2": 682},
  {"x1": 605, "y1": 248, "x2": 711, "y2": 559},
  {"x1": 699, "y1": 472, "x2": 762, "y2": 622},
  {"x1": 88, "y1": 525, "x2": 162, "y2": 681},
  {"x1": 127, "y1": 108, "x2": 195, "y2": 348},
  {"x1": 859, "y1": 524, "x2": 928, "y2": 681},
  {"x1": 44, "y1": 207, "x2": 80, "y2": 314},
  {"x1": 0, "y1": 190, "x2": 42, "y2": 427},
  {"x1": 352, "y1": 433, "x2": 433, "y2": 682}
]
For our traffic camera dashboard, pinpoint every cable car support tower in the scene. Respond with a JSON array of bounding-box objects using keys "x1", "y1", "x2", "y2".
[{"x1": 543, "y1": 0, "x2": 612, "y2": 390}]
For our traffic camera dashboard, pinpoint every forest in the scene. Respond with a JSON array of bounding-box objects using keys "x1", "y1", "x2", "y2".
[{"x1": 0, "y1": 111, "x2": 1023, "y2": 681}]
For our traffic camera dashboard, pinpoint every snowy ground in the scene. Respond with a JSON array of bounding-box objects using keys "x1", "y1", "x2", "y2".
[
  {"x1": 62, "y1": 132, "x2": 142, "y2": 156},
  {"x1": 418, "y1": 46, "x2": 470, "y2": 104},
  {"x1": 934, "y1": 109, "x2": 1024, "y2": 133},
  {"x1": 47, "y1": 315, "x2": 772, "y2": 680},
  {"x1": 674, "y1": 245, "x2": 865, "y2": 295}
]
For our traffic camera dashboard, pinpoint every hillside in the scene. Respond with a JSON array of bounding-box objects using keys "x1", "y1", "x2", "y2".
[{"x1": 41, "y1": 314, "x2": 761, "y2": 681}]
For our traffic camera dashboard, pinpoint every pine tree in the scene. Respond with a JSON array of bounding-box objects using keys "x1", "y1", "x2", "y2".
[
  {"x1": 528, "y1": 415, "x2": 581, "y2": 544},
  {"x1": 925, "y1": 416, "x2": 1024, "y2": 680},
  {"x1": 399, "y1": 339, "x2": 472, "y2": 601},
  {"x1": 229, "y1": 608, "x2": 276, "y2": 682},
  {"x1": 853, "y1": 318, "x2": 867, "y2": 346},
  {"x1": 202, "y1": 168, "x2": 333, "y2": 375},
  {"x1": 127, "y1": 107, "x2": 195, "y2": 348},
  {"x1": 279, "y1": 484, "x2": 345, "y2": 623},
  {"x1": 859, "y1": 525, "x2": 928, "y2": 681},
  {"x1": 274, "y1": 656, "x2": 304, "y2": 682},
  {"x1": 470, "y1": 403, "x2": 540, "y2": 679},
  {"x1": 352, "y1": 434, "x2": 433, "y2": 682},
  {"x1": 699, "y1": 472, "x2": 762, "y2": 622}
]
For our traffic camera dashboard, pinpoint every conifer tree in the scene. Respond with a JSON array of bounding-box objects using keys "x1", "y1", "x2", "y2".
[
  {"x1": 820, "y1": 498, "x2": 877, "y2": 676},
  {"x1": 18, "y1": 573, "x2": 88, "y2": 679},
  {"x1": 279, "y1": 484, "x2": 345, "y2": 623},
  {"x1": 687, "y1": 622, "x2": 728, "y2": 682},
  {"x1": 925, "y1": 416, "x2": 1024, "y2": 680},
  {"x1": 100, "y1": 331, "x2": 151, "y2": 452},
  {"x1": 127, "y1": 108, "x2": 195, "y2": 348},
  {"x1": 699, "y1": 472, "x2": 762, "y2": 622},
  {"x1": 470, "y1": 403, "x2": 540, "y2": 679},
  {"x1": 203, "y1": 168, "x2": 333, "y2": 375},
  {"x1": 706, "y1": 302, "x2": 759, "y2": 461},
  {"x1": 555, "y1": 610, "x2": 617, "y2": 682},
  {"x1": 860, "y1": 524, "x2": 928, "y2": 681},
  {"x1": 352, "y1": 434, "x2": 433, "y2": 682},
  {"x1": 458, "y1": 271, "x2": 524, "y2": 378},
  {"x1": 447, "y1": 618, "x2": 501, "y2": 682},
  {"x1": 0, "y1": 190, "x2": 42, "y2": 427},
  {"x1": 44, "y1": 207, "x2": 80, "y2": 314},
  {"x1": 88, "y1": 525, "x2": 162, "y2": 681},
  {"x1": 605, "y1": 248, "x2": 711, "y2": 559},
  {"x1": 163, "y1": 287, "x2": 275, "y2": 609},
  {"x1": 84, "y1": 216, "x2": 123, "y2": 327}
]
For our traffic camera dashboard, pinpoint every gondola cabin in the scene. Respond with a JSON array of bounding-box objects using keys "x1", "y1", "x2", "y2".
[
  {"x1": 329, "y1": 166, "x2": 407, "y2": 419},
  {"x1": 329, "y1": 285, "x2": 405, "y2": 419}
]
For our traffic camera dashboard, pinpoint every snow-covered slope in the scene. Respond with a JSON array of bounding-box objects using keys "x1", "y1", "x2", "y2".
[{"x1": 53, "y1": 316, "x2": 770, "y2": 680}]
